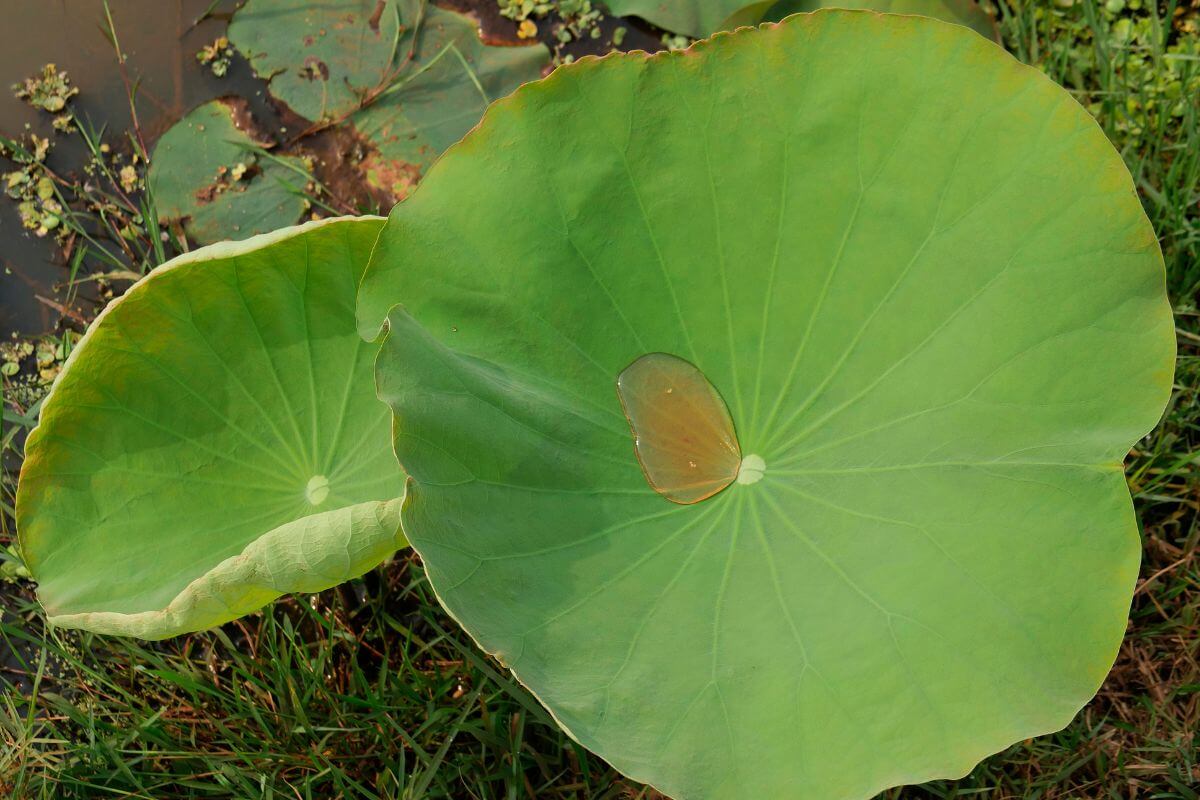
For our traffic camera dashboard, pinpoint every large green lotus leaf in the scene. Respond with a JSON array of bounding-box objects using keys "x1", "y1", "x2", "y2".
[
  {"x1": 361, "y1": 10, "x2": 1174, "y2": 799},
  {"x1": 764, "y1": 0, "x2": 997, "y2": 39},
  {"x1": 17, "y1": 217, "x2": 405, "y2": 640},
  {"x1": 149, "y1": 99, "x2": 312, "y2": 246},
  {"x1": 228, "y1": 0, "x2": 403, "y2": 122}
]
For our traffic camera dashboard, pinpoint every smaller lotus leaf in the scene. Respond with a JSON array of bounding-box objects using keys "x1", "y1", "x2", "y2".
[
  {"x1": 361, "y1": 10, "x2": 1174, "y2": 800},
  {"x1": 17, "y1": 216, "x2": 404, "y2": 640},
  {"x1": 149, "y1": 98, "x2": 312, "y2": 246},
  {"x1": 228, "y1": 0, "x2": 403, "y2": 122}
]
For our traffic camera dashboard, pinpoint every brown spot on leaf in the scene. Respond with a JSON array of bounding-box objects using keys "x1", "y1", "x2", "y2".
[
  {"x1": 368, "y1": 0, "x2": 386, "y2": 34},
  {"x1": 299, "y1": 123, "x2": 396, "y2": 210},
  {"x1": 194, "y1": 184, "x2": 219, "y2": 204},
  {"x1": 301, "y1": 56, "x2": 330, "y2": 81},
  {"x1": 193, "y1": 162, "x2": 261, "y2": 205},
  {"x1": 361, "y1": 151, "x2": 421, "y2": 202}
]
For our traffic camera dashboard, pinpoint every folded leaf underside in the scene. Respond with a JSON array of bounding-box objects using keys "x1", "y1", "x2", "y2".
[
  {"x1": 361, "y1": 11, "x2": 1175, "y2": 800},
  {"x1": 18, "y1": 217, "x2": 406, "y2": 640},
  {"x1": 47, "y1": 499, "x2": 403, "y2": 639}
]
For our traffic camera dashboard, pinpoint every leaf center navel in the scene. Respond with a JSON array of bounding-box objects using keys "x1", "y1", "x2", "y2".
[
  {"x1": 305, "y1": 475, "x2": 330, "y2": 505},
  {"x1": 736, "y1": 454, "x2": 766, "y2": 485}
]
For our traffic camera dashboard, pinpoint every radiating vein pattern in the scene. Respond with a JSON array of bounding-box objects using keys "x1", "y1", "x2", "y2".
[{"x1": 364, "y1": 11, "x2": 1174, "y2": 800}]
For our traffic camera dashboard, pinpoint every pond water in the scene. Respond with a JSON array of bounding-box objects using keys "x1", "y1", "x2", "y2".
[{"x1": 0, "y1": 0, "x2": 279, "y2": 335}]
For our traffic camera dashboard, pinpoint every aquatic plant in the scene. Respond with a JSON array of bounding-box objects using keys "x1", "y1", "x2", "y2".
[
  {"x1": 360, "y1": 11, "x2": 1174, "y2": 798},
  {"x1": 17, "y1": 217, "x2": 404, "y2": 638},
  {"x1": 149, "y1": 99, "x2": 314, "y2": 246},
  {"x1": 17, "y1": 10, "x2": 1174, "y2": 798}
]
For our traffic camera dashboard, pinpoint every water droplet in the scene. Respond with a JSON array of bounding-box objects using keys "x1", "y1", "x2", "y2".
[{"x1": 617, "y1": 353, "x2": 740, "y2": 505}]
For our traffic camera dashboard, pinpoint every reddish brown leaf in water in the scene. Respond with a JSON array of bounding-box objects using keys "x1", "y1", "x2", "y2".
[{"x1": 616, "y1": 353, "x2": 741, "y2": 505}]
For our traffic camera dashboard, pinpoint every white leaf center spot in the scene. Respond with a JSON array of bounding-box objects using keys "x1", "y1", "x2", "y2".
[
  {"x1": 305, "y1": 475, "x2": 330, "y2": 505},
  {"x1": 736, "y1": 454, "x2": 765, "y2": 485}
]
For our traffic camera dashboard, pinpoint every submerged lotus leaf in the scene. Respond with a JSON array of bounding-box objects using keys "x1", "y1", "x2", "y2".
[
  {"x1": 348, "y1": 1, "x2": 549, "y2": 200},
  {"x1": 149, "y1": 99, "x2": 312, "y2": 246},
  {"x1": 228, "y1": 0, "x2": 403, "y2": 122},
  {"x1": 362, "y1": 11, "x2": 1174, "y2": 799},
  {"x1": 229, "y1": 0, "x2": 549, "y2": 201},
  {"x1": 18, "y1": 217, "x2": 405, "y2": 640}
]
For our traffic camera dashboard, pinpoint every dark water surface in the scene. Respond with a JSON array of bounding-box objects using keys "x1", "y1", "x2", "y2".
[{"x1": 0, "y1": 0, "x2": 273, "y2": 335}]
